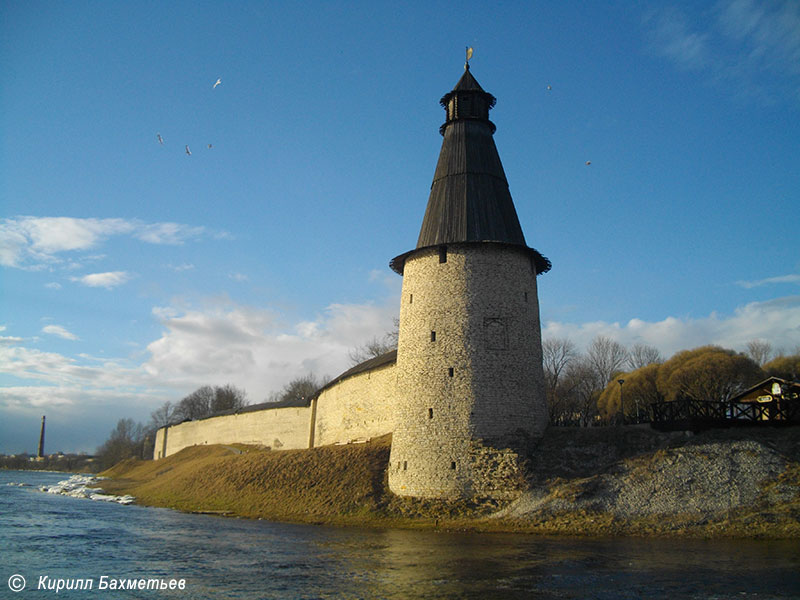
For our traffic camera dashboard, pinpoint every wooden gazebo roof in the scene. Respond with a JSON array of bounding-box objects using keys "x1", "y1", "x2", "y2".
[{"x1": 391, "y1": 65, "x2": 550, "y2": 275}]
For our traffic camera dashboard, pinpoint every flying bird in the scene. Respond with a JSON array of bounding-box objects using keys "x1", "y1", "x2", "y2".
[
  {"x1": 213, "y1": 78, "x2": 221, "y2": 89},
  {"x1": 585, "y1": 160, "x2": 591, "y2": 165},
  {"x1": 546, "y1": 85, "x2": 552, "y2": 91},
  {"x1": 157, "y1": 133, "x2": 164, "y2": 145},
  {"x1": 207, "y1": 144, "x2": 213, "y2": 149},
  {"x1": 185, "y1": 145, "x2": 192, "y2": 156}
]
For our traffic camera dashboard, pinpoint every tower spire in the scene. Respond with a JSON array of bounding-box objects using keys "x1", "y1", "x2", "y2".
[{"x1": 390, "y1": 67, "x2": 550, "y2": 275}]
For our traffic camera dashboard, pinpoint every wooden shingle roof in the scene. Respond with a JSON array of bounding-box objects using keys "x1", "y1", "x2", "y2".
[{"x1": 391, "y1": 67, "x2": 550, "y2": 275}]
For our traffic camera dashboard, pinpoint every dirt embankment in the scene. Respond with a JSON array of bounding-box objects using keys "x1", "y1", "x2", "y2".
[{"x1": 101, "y1": 427, "x2": 800, "y2": 538}]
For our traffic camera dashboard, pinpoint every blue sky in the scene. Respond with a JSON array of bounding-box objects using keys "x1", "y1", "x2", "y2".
[{"x1": 2, "y1": 0, "x2": 799, "y2": 454}]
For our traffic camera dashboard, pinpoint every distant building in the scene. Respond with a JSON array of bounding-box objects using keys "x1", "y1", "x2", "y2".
[
  {"x1": 730, "y1": 377, "x2": 800, "y2": 422},
  {"x1": 731, "y1": 377, "x2": 800, "y2": 404}
]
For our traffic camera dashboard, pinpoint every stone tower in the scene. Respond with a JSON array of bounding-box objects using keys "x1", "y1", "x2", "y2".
[{"x1": 388, "y1": 64, "x2": 551, "y2": 499}]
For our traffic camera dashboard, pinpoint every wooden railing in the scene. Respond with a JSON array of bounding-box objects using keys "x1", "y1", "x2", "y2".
[{"x1": 649, "y1": 397, "x2": 800, "y2": 430}]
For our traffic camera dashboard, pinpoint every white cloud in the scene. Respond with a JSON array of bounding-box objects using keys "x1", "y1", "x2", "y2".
[
  {"x1": 0, "y1": 216, "x2": 223, "y2": 269},
  {"x1": 42, "y1": 325, "x2": 79, "y2": 340},
  {"x1": 71, "y1": 271, "x2": 132, "y2": 289},
  {"x1": 717, "y1": 0, "x2": 800, "y2": 73},
  {"x1": 0, "y1": 345, "x2": 134, "y2": 388},
  {"x1": 45, "y1": 282, "x2": 62, "y2": 290},
  {"x1": 736, "y1": 274, "x2": 800, "y2": 289},
  {"x1": 229, "y1": 272, "x2": 249, "y2": 282},
  {"x1": 135, "y1": 222, "x2": 206, "y2": 245},
  {"x1": 0, "y1": 217, "x2": 132, "y2": 268},
  {"x1": 644, "y1": 6, "x2": 711, "y2": 70},
  {"x1": 144, "y1": 299, "x2": 398, "y2": 400},
  {"x1": 168, "y1": 263, "x2": 195, "y2": 272},
  {"x1": 543, "y1": 296, "x2": 800, "y2": 357},
  {"x1": 0, "y1": 325, "x2": 24, "y2": 344},
  {"x1": 643, "y1": 1, "x2": 800, "y2": 105}
]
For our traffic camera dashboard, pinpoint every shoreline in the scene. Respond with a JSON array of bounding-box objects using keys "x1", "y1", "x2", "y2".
[{"x1": 99, "y1": 427, "x2": 800, "y2": 539}]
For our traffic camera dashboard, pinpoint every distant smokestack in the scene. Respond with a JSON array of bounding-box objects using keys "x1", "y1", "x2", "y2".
[{"x1": 37, "y1": 416, "x2": 46, "y2": 458}]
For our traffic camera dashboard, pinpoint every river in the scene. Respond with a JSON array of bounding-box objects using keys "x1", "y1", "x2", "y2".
[{"x1": 1, "y1": 470, "x2": 799, "y2": 599}]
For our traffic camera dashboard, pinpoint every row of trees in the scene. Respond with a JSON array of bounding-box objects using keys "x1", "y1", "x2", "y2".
[
  {"x1": 94, "y1": 384, "x2": 249, "y2": 469},
  {"x1": 543, "y1": 336, "x2": 799, "y2": 426}
]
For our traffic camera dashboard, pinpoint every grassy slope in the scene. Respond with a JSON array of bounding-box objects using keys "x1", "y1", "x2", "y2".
[
  {"x1": 100, "y1": 429, "x2": 800, "y2": 537},
  {"x1": 101, "y1": 437, "x2": 393, "y2": 526}
]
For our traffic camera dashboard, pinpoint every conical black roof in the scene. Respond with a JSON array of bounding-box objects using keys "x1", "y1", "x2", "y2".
[{"x1": 390, "y1": 67, "x2": 550, "y2": 275}]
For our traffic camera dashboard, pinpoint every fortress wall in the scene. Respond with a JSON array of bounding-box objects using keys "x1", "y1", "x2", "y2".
[
  {"x1": 313, "y1": 362, "x2": 397, "y2": 447},
  {"x1": 159, "y1": 405, "x2": 312, "y2": 458},
  {"x1": 153, "y1": 362, "x2": 398, "y2": 459},
  {"x1": 154, "y1": 427, "x2": 167, "y2": 459}
]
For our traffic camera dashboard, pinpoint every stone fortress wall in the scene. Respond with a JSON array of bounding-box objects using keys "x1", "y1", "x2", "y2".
[{"x1": 154, "y1": 359, "x2": 398, "y2": 459}]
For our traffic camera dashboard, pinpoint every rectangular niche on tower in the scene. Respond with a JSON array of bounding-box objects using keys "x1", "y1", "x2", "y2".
[
  {"x1": 484, "y1": 317, "x2": 508, "y2": 350},
  {"x1": 439, "y1": 245, "x2": 448, "y2": 263}
]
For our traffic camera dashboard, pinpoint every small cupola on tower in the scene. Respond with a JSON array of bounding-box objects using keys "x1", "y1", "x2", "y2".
[{"x1": 439, "y1": 64, "x2": 497, "y2": 135}]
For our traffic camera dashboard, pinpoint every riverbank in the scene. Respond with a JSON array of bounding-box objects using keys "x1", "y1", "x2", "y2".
[{"x1": 100, "y1": 426, "x2": 800, "y2": 538}]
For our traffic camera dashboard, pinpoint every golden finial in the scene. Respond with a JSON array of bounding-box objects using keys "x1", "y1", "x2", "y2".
[{"x1": 465, "y1": 46, "x2": 473, "y2": 70}]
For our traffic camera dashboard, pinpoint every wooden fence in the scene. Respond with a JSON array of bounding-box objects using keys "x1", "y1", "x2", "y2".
[{"x1": 649, "y1": 397, "x2": 800, "y2": 431}]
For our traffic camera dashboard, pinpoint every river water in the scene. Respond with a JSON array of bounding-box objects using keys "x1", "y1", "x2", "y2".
[{"x1": 1, "y1": 470, "x2": 799, "y2": 599}]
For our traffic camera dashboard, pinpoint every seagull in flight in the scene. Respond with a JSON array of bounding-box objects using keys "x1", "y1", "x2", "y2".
[
  {"x1": 213, "y1": 78, "x2": 221, "y2": 89},
  {"x1": 157, "y1": 133, "x2": 164, "y2": 145},
  {"x1": 185, "y1": 145, "x2": 192, "y2": 156}
]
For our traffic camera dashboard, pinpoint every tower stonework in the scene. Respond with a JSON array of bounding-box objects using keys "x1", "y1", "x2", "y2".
[{"x1": 388, "y1": 65, "x2": 550, "y2": 499}]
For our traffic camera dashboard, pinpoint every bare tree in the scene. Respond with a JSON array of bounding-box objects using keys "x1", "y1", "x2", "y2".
[
  {"x1": 542, "y1": 337, "x2": 577, "y2": 423},
  {"x1": 348, "y1": 336, "x2": 395, "y2": 365},
  {"x1": 267, "y1": 373, "x2": 325, "y2": 405},
  {"x1": 95, "y1": 418, "x2": 146, "y2": 469},
  {"x1": 348, "y1": 319, "x2": 399, "y2": 365},
  {"x1": 175, "y1": 385, "x2": 215, "y2": 421},
  {"x1": 149, "y1": 401, "x2": 176, "y2": 429},
  {"x1": 586, "y1": 335, "x2": 629, "y2": 388},
  {"x1": 211, "y1": 384, "x2": 249, "y2": 413},
  {"x1": 627, "y1": 343, "x2": 663, "y2": 369},
  {"x1": 745, "y1": 339, "x2": 773, "y2": 367},
  {"x1": 557, "y1": 357, "x2": 601, "y2": 426}
]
